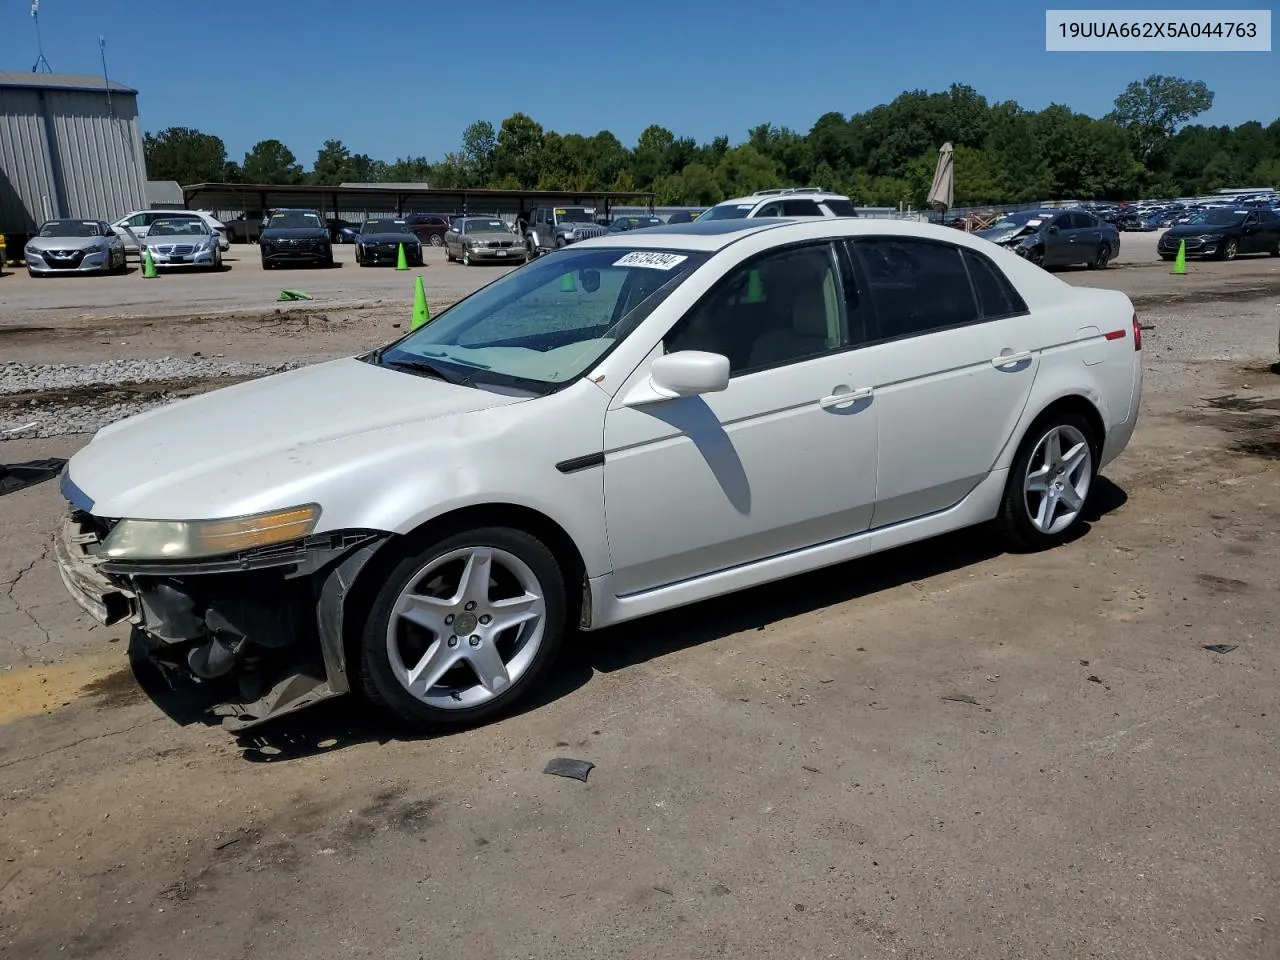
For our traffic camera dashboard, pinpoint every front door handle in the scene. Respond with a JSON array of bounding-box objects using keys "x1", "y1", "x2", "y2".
[
  {"x1": 820, "y1": 386, "x2": 873, "y2": 409},
  {"x1": 991, "y1": 350, "x2": 1032, "y2": 368}
]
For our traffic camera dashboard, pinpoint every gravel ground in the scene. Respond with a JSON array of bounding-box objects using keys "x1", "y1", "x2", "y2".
[{"x1": 1, "y1": 357, "x2": 308, "y2": 439}]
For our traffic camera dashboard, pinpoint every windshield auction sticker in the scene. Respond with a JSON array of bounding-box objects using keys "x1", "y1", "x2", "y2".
[
  {"x1": 613, "y1": 251, "x2": 689, "y2": 270},
  {"x1": 1045, "y1": 9, "x2": 1270, "y2": 50}
]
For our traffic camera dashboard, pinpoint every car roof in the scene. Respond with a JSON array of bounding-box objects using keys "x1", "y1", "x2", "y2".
[
  {"x1": 715, "y1": 190, "x2": 851, "y2": 207},
  {"x1": 575, "y1": 216, "x2": 1038, "y2": 254}
]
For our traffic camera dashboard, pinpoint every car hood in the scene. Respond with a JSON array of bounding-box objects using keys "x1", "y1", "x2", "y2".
[
  {"x1": 261, "y1": 227, "x2": 328, "y2": 240},
  {"x1": 360, "y1": 231, "x2": 418, "y2": 243},
  {"x1": 1164, "y1": 223, "x2": 1238, "y2": 237},
  {"x1": 27, "y1": 236, "x2": 106, "y2": 251},
  {"x1": 66, "y1": 357, "x2": 529, "y2": 520}
]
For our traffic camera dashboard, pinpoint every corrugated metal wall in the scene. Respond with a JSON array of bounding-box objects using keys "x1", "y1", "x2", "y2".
[
  {"x1": 0, "y1": 87, "x2": 147, "y2": 234},
  {"x1": 0, "y1": 89, "x2": 56, "y2": 232}
]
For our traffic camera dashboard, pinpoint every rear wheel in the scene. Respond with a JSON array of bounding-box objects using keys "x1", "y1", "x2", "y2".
[
  {"x1": 997, "y1": 413, "x2": 1097, "y2": 551},
  {"x1": 429, "y1": 234, "x2": 444, "y2": 247},
  {"x1": 358, "y1": 527, "x2": 567, "y2": 731},
  {"x1": 1088, "y1": 243, "x2": 1111, "y2": 269}
]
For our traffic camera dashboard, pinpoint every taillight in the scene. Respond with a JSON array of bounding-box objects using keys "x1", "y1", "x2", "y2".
[{"x1": 1132, "y1": 311, "x2": 1142, "y2": 350}]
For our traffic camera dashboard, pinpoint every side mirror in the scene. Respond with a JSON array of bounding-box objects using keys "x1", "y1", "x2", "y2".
[
  {"x1": 648, "y1": 351, "x2": 730, "y2": 399},
  {"x1": 1047, "y1": 224, "x2": 1059, "y2": 234}
]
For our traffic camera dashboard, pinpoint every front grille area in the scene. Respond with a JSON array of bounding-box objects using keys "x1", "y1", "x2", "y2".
[
  {"x1": 42, "y1": 249, "x2": 86, "y2": 268},
  {"x1": 155, "y1": 244, "x2": 196, "y2": 255}
]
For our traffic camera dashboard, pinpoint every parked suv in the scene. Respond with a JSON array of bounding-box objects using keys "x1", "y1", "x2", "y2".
[
  {"x1": 259, "y1": 209, "x2": 334, "y2": 269},
  {"x1": 697, "y1": 187, "x2": 859, "y2": 221},
  {"x1": 403, "y1": 213, "x2": 456, "y2": 247},
  {"x1": 522, "y1": 206, "x2": 608, "y2": 256}
]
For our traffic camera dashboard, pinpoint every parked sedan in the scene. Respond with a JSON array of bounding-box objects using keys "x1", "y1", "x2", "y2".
[
  {"x1": 1157, "y1": 208, "x2": 1280, "y2": 261},
  {"x1": 141, "y1": 218, "x2": 224, "y2": 271},
  {"x1": 355, "y1": 218, "x2": 423, "y2": 267},
  {"x1": 54, "y1": 218, "x2": 1141, "y2": 733},
  {"x1": 24, "y1": 219, "x2": 127, "y2": 277},
  {"x1": 608, "y1": 215, "x2": 664, "y2": 232},
  {"x1": 444, "y1": 216, "x2": 527, "y2": 265},
  {"x1": 978, "y1": 209, "x2": 1120, "y2": 269},
  {"x1": 113, "y1": 210, "x2": 229, "y2": 253}
]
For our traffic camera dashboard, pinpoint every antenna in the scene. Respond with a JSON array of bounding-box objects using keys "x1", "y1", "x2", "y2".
[
  {"x1": 99, "y1": 36, "x2": 115, "y2": 118},
  {"x1": 31, "y1": 0, "x2": 53, "y2": 73}
]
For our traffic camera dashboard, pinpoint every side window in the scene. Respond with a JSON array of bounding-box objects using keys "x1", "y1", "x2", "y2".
[
  {"x1": 755, "y1": 201, "x2": 782, "y2": 217},
  {"x1": 853, "y1": 239, "x2": 979, "y2": 340},
  {"x1": 535, "y1": 209, "x2": 545, "y2": 225},
  {"x1": 963, "y1": 249, "x2": 1028, "y2": 319},
  {"x1": 665, "y1": 243, "x2": 849, "y2": 376},
  {"x1": 1070, "y1": 213, "x2": 1094, "y2": 229},
  {"x1": 1051, "y1": 213, "x2": 1073, "y2": 231},
  {"x1": 781, "y1": 199, "x2": 822, "y2": 217},
  {"x1": 125, "y1": 213, "x2": 147, "y2": 227}
]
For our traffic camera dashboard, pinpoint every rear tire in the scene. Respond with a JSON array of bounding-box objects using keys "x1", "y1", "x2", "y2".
[
  {"x1": 996, "y1": 411, "x2": 1098, "y2": 552},
  {"x1": 1087, "y1": 243, "x2": 1111, "y2": 270},
  {"x1": 358, "y1": 526, "x2": 567, "y2": 732},
  {"x1": 429, "y1": 234, "x2": 444, "y2": 247}
]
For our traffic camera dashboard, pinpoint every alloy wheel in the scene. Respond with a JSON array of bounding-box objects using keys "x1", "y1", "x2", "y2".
[
  {"x1": 385, "y1": 546, "x2": 546, "y2": 710},
  {"x1": 1023, "y1": 423, "x2": 1092, "y2": 535}
]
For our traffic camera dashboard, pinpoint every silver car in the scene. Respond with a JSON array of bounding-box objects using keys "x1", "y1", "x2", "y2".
[
  {"x1": 444, "y1": 216, "x2": 528, "y2": 266},
  {"x1": 142, "y1": 218, "x2": 223, "y2": 270},
  {"x1": 25, "y1": 219, "x2": 127, "y2": 277}
]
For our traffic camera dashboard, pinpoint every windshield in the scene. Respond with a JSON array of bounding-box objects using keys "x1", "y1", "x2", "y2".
[
  {"x1": 39, "y1": 220, "x2": 100, "y2": 238},
  {"x1": 267, "y1": 211, "x2": 323, "y2": 229},
  {"x1": 986, "y1": 212, "x2": 1047, "y2": 232},
  {"x1": 698, "y1": 203, "x2": 753, "y2": 221},
  {"x1": 362, "y1": 219, "x2": 409, "y2": 233},
  {"x1": 465, "y1": 219, "x2": 508, "y2": 233},
  {"x1": 554, "y1": 208, "x2": 593, "y2": 223},
  {"x1": 372, "y1": 246, "x2": 707, "y2": 392},
  {"x1": 1187, "y1": 209, "x2": 1247, "y2": 226},
  {"x1": 150, "y1": 220, "x2": 211, "y2": 236}
]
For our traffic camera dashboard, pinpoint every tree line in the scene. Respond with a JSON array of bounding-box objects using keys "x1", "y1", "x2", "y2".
[{"x1": 144, "y1": 76, "x2": 1280, "y2": 208}]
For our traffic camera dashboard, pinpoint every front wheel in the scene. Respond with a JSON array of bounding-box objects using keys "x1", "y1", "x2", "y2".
[
  {"x1": 996, "y1": 413, "x2": 1097, "y2": 551},
  {"x1": 1219, "y1": 238, "x2": 1238, "y2": 261},
  {"x1": 358, "y1": 527, "x2": 567, "y2": 731},
  {"x1": 462, "y1": 249, "x2": 471, "y2": 266}
]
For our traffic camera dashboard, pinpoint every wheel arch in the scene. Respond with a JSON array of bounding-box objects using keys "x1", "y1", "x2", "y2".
[
  {"x1": 340, "y1": 502, "x2": 590, "y2": 680},
  {"x1": 1017, "y1": 394, "x2": 1107, "y2": 462}
]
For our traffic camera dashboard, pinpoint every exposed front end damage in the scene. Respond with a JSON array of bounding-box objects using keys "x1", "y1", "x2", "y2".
[{"x1": 56, "y1": 512, "x2": 389, "y2": 731}]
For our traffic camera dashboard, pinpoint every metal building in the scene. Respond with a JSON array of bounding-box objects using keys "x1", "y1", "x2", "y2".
[{"x1": 0, "y1": 71, "x2": 147, "y2": 237}]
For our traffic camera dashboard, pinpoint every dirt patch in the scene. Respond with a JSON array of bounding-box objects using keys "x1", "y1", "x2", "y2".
[
  {"x1": 0, "y1": 653, "x2": 120, "y2": 724},
  {"x1": 1178, "y1": 393, "x2": 1280, "y2": 461}
]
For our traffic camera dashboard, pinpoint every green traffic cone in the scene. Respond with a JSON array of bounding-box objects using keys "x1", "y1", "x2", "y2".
[
  {"x1": 560, "y1": 272, "x2": 576, "y2": 292},
  {"x1": 1172, "y1": 239, "x2": 1186, "y2": 275},
  {"x1": 411, "y1": 275, "x2": 430, "y2": 330},
  {"x1": 744, "y1": 268, "x2": 763, "y2": 302},
  {"x1": 142, "y1": 247, "x2": 157, "y2": 279},
  {"x1": 396, "y1": 243, "x2": 408, "y2": 271}
]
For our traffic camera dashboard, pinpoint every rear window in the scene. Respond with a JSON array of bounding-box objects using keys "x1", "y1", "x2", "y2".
[
  {"x1": 700, "y1": 203, "x2": 753, "y2": 220},
  {"x1": 781, "y1": 199, "x2": 823, "y2": 217},
  {"x1": 963, "y1": 249, "x2": 1027, "y2": 319},
  {"x1": 823, "y1": 198, "x2": 858, "y2": 217}
]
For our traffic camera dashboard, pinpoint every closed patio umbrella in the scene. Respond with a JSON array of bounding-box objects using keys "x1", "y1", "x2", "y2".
[{"x1": 927, "y1": 142, "x2": 955, "y2": 213}]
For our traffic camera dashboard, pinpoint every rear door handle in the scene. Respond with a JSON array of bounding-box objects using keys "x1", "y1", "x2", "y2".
[
  {"x1": 991, "y1": 350, "x2": 1032, "y2": 368},
  {"x1": 820, "y1": 386, "x2": 873, "y2": 409}
]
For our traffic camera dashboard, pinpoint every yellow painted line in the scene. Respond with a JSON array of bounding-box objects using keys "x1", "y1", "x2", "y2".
[{"x1": 0, "y1": 653, "x2": 126, "y2": 725}]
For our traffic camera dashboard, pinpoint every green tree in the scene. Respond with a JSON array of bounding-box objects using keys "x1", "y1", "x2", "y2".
[
  {"x1": 461, "y1": 120, "x2": 497, "y2": 186},
  {"x1": 986, "y1": 102, "x2": 1052, "y2": 202},
  {"x1": 1111, "y1": 75, "x2": 1214, "y2": 162},
  {"x1": 713, "y1": 145, "x2": 781, "y2": 197},
  {"x1": 633, "y1": 124, "x2": 676, "y2": 188},
  {"x1": 310, "y1": 139, "x2": 354, "y2": 185},
  {"x1": 144, "y1": 127, "x2": 228, "y2": 184},
  {"x1": 493, "y1": 113, "x2": 545, "y2": 188},
  {"x1": 241, "y1": 139, "x2": 303, "y2": 184}
]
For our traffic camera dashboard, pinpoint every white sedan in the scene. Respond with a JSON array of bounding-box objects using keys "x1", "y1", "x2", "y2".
[{"x1": 54, "y1": 218, "x2": 1142, "y2": 732}]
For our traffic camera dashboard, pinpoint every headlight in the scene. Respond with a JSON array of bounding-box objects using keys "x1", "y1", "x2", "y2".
[{"x1": 101, "y1": 504, "x2": 321, "y2": 560}]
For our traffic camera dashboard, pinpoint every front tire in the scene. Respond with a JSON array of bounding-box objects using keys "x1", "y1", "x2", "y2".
[
  {"x1": 996, "y1": 412, "x2": 1098, "y2": 551},
  {"x1": 462, "y1": 249, "x2": 471, "y2": 266},
  {"x1": 358, "y1": 527, "x2": 567, "y2": 731},
  {"x1": 1219, "y1": 238, "x2": 1238, "y2": 261}
]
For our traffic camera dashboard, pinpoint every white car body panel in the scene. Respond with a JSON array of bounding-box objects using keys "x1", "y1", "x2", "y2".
[{"x1": 63, "y1": 217, "x2": 1142, "y2": 634}]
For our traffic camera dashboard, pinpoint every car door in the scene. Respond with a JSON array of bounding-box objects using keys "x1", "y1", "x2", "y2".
[
  {"x1": 1043, "y1": 212, "x2": 1074, "y2": 265},
  {"x1": 848, "y1": 238, "x2": 1040, "y2": 528},
  {"x1": 602, "y1": 240, "x2": 879, "y2": 596},
  {"x1": 444, "y1": 220, "x2": 461, "y2": 255},
  {"x1": 1073, "y1": 212, "x2": 1101, "y2": 259},
  {"x1": 1238, "y1": 211, "x2": 1263, "y2": 253}
]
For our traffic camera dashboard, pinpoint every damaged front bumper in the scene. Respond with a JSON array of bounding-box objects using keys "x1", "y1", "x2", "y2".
[{"x1": 54, "y1": 511, "x2": 388, "y2": 731}]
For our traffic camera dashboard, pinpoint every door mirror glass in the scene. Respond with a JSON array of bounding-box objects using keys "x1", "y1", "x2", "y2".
[
  {"x1": 649, "y1": 351, "x2": 730, "y2": 398},
  {"x1": 580, "y1": 269, "x2": 600, "y2": 293},
  {"x1": 1048, "y1": 224, "x2": 1059, "y2": 234}
]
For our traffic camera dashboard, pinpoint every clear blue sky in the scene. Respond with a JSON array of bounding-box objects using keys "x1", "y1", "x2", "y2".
[{"x1": 1, "y1": 0, "x2": 1274, "y2": 165}]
